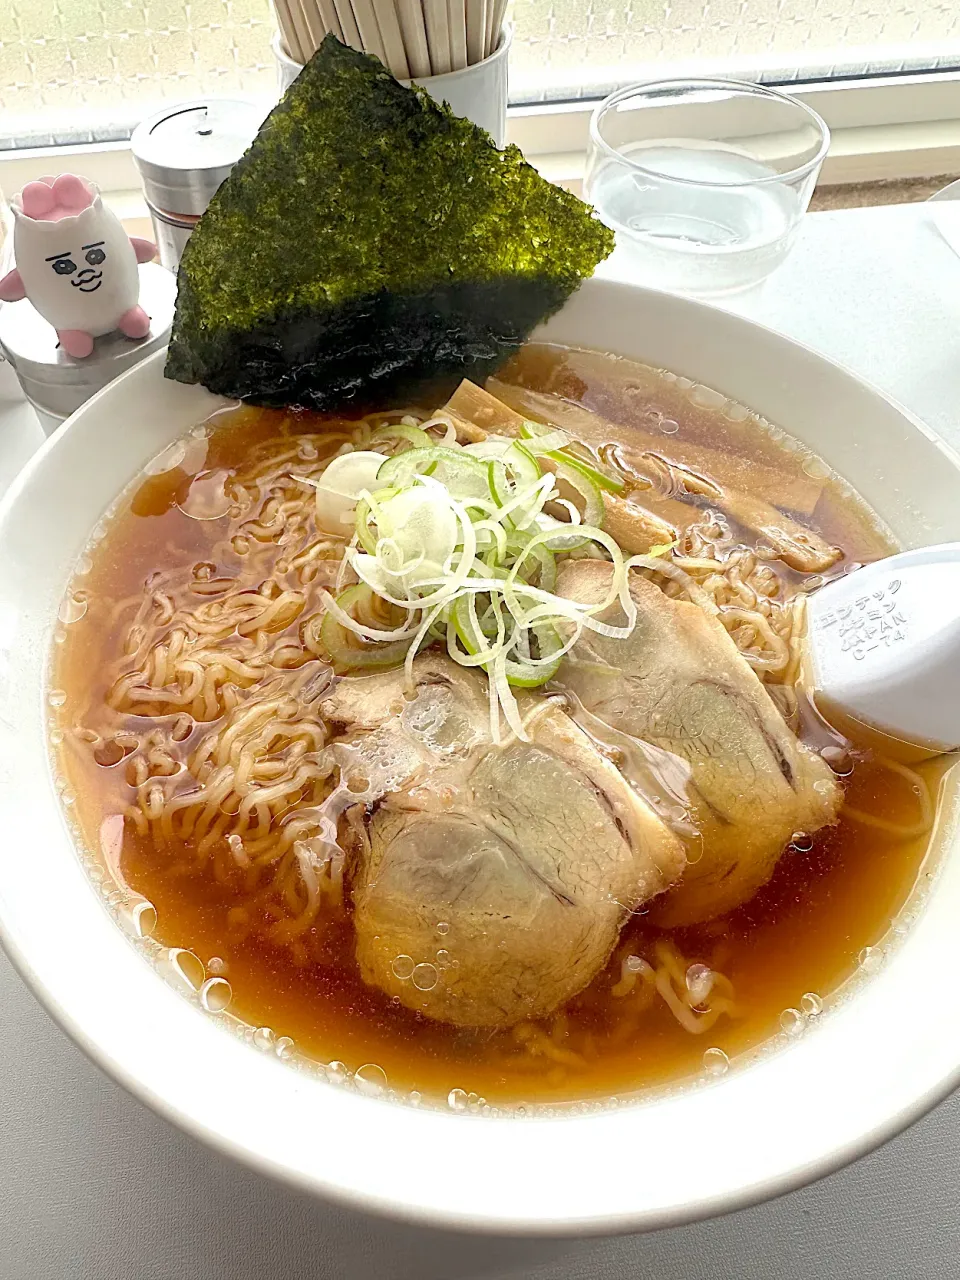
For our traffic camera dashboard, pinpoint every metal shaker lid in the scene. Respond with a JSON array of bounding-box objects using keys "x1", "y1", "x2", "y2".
[
  {"x1": 0, "y1": 262, "x2": 176, "y2": 397},
  {"x1": 131, "y1": 98, "x2": 264, "y2": 217}
]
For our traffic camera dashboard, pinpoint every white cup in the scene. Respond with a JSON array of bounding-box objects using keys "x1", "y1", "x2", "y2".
[{"x1": 272, "y1": 27, "x2": 511, "y2": 147}]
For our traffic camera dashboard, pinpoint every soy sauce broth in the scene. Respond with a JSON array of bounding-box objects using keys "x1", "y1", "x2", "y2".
[{"x1": 53, "y1": 344, "x2": 946, "y2": 1108}]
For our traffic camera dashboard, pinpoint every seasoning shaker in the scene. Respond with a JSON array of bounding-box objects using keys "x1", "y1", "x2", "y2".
[
  {"x1": 0, "y1": 262, "x2": 176, "y2": 436},
  {"x1": 131, "y1": 99, "x2": 264, "y2": 271}
]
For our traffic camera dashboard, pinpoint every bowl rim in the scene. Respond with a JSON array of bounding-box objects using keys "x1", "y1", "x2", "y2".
[{"x1": 2, "y1": 280, "x2": 960, "y2": 1236}]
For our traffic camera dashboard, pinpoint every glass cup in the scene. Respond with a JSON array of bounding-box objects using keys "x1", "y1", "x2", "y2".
[{"x1": 584, "y1": 79, "x2": 830, "y2": 296}]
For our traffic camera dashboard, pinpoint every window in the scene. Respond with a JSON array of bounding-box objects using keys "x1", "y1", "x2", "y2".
[
  {"x1": 2, "y1": 0, "x2": 960, "y2": 149},
  {"x1": 0, "y1": 1, "x2": 276, "y2": 148},
  {"x1": 509, "y1": 0, "x2": 960, "y2": 103}
]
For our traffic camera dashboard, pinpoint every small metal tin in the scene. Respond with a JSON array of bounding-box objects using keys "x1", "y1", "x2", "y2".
[
  {"x1": 147, "y1": 207, "x2": 197, "y2": 274},
  {"x1": 0, "y1": 262, "x2": 176, "y2": 436},
  {"x1": 131, "y1": 99, "x2": 263, "y2": 270}
]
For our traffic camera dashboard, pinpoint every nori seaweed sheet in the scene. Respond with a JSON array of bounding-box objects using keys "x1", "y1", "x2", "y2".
[{"x1": 164, "y1": 36, "x2": 614, "y2": 411}]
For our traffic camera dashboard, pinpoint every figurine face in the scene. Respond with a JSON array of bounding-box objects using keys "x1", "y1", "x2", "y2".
[
  {"x1": 46, "y1": 240, "x2": 108, "y2": 293},
  {"x1": 13, "y1": 178, "x2": 140, "y2": 338}
]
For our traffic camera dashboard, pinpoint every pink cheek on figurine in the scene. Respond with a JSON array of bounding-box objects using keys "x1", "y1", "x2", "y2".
[{"x1": 0, "y1": 173, "x2": 157, "y2": 359}]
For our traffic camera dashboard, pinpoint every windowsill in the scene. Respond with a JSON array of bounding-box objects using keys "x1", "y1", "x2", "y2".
[
  {"x1": 3, "y1": 72, "x2": 960, "y2": 211},
  {"x1": 514, "y1": 74, "x2": 960, "y2": 194}
]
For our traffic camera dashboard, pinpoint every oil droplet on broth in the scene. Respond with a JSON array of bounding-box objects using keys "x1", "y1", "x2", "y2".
[
  {"x1": 58, "y1": 593, "x2": 88, "y2": 625},
  {"x1": 253, "y1": 1026, "x2": 275, "y2": 1051},
  {"x1": 200, "y1": 976, "x2": 233, "y2": 1013},
  {"x1": 780, "y1": 1008, "x2": 804, "y2": 1037},
  {"x1": 133, "y1": 901, "x2": 157, "y2": 939},
  {"x1": 143, "y1": 441, "x2": 187, "y2": 476},
  {"x1": 702, "y1": 1047, "x2": 729, "y2": 1077},
  {"x1": 800, "y1": 992, "x2": 823, "y2": 1017},
  {"x1": 275, "y1": 1036, "x2": 295, "y2": 1061},
  {"x1": 176, "y1": 470, "x2": 232, "y2": 521},
  {"x1": 436, "y1": 921, "x2": 450, "y2": 936},
  {"x1": 448, "y1": 1088, "x2": 469, "y2": 1113},
  {"x1": 391, "y1": 954, "x2": 415, "y2": 981},
  {"x1": 802, "y1": 455, "x2": 833, "y2": 480},
  {"x1": 686, "y1": 383, "x2": 726, "y2": 411},
  {"x1": 48, "y1": 689, "x2": 67, "y2": 708},
  {"x1": 169, "y1": 948, "x2": 205, "y2": 991},
  {"x1": 355, "y1": 1063, "x2": 387, "y2": 1096},
  {"x1": 412, "y1": 962, "x2": 439, "y2": 991},
  {"x1": 326, "y1": 1061, "x2": 350, "y2": 1086},
  {"x1": 859, "y1": 946, "x2": 884, "y2": 974}
]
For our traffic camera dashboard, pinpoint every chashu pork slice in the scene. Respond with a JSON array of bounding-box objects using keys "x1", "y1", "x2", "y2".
[
  {"x1": 555, "y1": 560, "x2": 842, "y2": 926},
  {"x1": 325, "y1": 654, "x2": 684, "y2": 1027}
]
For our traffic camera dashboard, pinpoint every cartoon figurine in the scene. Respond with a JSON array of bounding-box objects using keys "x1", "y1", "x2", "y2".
[{"x1": 0, "y1": 174, "x2": 157, "y2": 358}]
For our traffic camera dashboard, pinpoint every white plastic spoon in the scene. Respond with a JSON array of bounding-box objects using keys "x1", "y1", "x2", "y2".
[{"x1": 806, "y1": 542, "x2": 960, "y2": 754}]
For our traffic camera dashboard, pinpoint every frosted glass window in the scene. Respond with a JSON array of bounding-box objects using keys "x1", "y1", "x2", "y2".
[{"x1": 2, "y1": 0, "x2": 958, "y2": 145}]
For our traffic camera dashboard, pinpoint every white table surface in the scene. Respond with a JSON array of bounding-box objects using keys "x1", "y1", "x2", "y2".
[{"x1": 3, "y1": 201, "x2": 960, "y2": 1280}]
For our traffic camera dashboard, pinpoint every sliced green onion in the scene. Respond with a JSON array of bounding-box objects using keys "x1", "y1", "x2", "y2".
[
  {"x1": 319, "y1": 584, "x2": 412, "y2": 671},
  {"x1": 545, "y1": 448, "x2": 626, "y2": 494},
  {"x1": 549, "y1": 456, "x2": 605, "y2": 527},
  {"x1": 504, "y1": 621, "x2": 564, "y2": 687},
  {"x1": 377, "y1": 445, "x2": 492, "y2": 505},
  {"x1": 354, "y1": 484, "x2": 401, "y2": 554},
  {"x1": 462, "y1": 439, "x2": 512, "y2": 461},
  {"x1": 518, "y1": 419, "x2": 625, "y2": 493},
  {"x1": 308, "y1": 420, "x2": 653, "y2": 740},
  {"x1": 519, "y1": 420, "x2": 570, "y2": 452},
  {"x1": 506, "y1": 533, "x2": 557, "y2": 592},
  {"x1": 312, "y1": 450, "x2": 390, "y2": 534},
  {"x1": 369, "y1": 423, "x2": 432, "y2": 450},
  {"x1": 488, "y1": 440, "x2": 543, "y2": 525}
]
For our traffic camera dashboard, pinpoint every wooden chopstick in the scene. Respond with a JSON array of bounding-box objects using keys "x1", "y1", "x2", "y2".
[
  {"x1": 285, "y1": 0, "x2": 316, "y2": 62},
  {"x1": 332, "y1": 0, "x2": 363, "y2": 50},
  {"x1": 396, "y1": 0, "x2": 432, "y2": 78},
  {"x1": 316, "y1": 0, "x2": 344, "y2": 42},
  {"x1": 423, "y1": 0, "x2": 452, "y2": 74},
  {"x1": 351, "y1": 0, "x2": 388, "y2": 64},
  {"x1": 272, "y1": 0, "x2": 307, "y2": 62},
  {"x1": 490, "y1": 0, "x2": 507, "y2": 55},
  {"x1": 273, "y1": 0, "x2": 490, "y2": 74},
  {"x1": 375, "y1": 1, "x2": 411, "y2": 77},
  {"x1": 465, "y1": 0, "x2": 486, "y2": 65},
  {"x1": 296, "y1": 0, "x2": 328, "y2": 57},
  {"x1": 447, "y1": 0, "x2": 467, "y2": 70}
]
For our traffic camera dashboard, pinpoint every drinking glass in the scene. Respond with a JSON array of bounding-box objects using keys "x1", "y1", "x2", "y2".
[{"x1": 584, "y1": 79, "x2": 830, "y2": 296}]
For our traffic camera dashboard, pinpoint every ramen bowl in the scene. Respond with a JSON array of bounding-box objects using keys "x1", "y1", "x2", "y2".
[{"x1": 0, "y1": 277, "x2": 958, "y2": 1235}]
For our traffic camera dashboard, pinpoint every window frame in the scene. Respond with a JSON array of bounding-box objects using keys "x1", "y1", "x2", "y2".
[
  {"x1": 510, "y1": 71, "x2": 960, "y2": 192},
  {"x1": 2, "y1": 70, "x2": 959, "y2": 204}
]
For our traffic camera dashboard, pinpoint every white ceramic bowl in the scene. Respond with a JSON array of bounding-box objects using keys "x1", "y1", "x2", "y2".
[{"x1": 1, "y1": 277, "x2": 959, "y2": 1236}]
